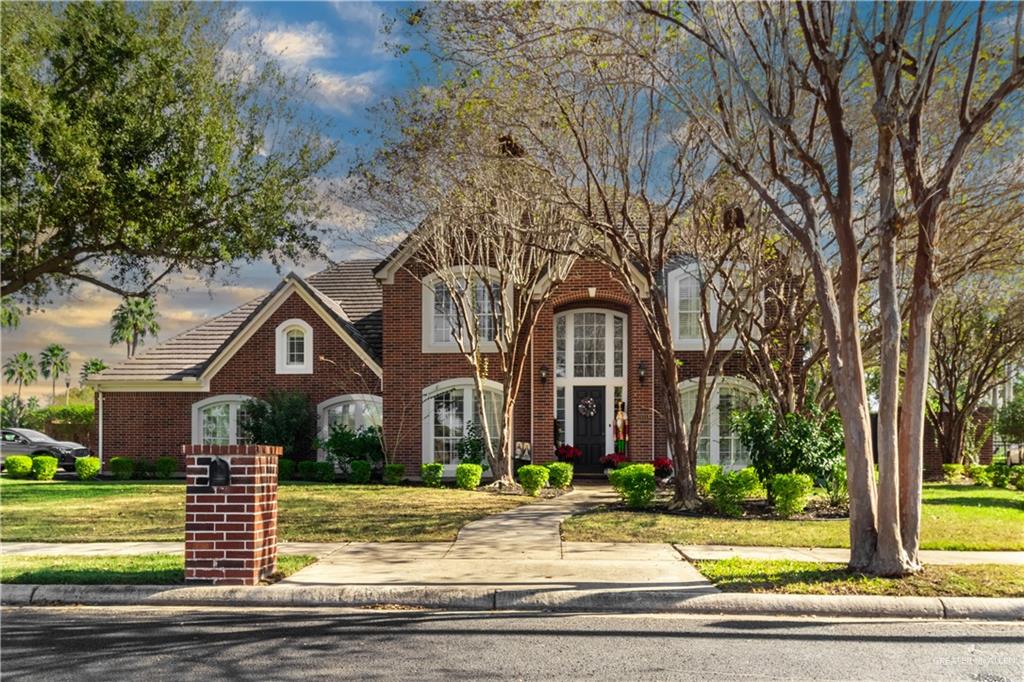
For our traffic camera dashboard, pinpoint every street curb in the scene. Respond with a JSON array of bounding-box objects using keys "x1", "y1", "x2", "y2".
[{"x1": 3, "y1": 584, "x2": 1023, "y2": 620}]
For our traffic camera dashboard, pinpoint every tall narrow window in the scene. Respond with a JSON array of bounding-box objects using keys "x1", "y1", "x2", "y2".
[
  {"x1": 613, "y1": 316, "x2": 624, "y2": 378},
  {"x1": 432, "y1": 282, "x2": 460, "y2": 344},
  {"x1": 275, "y1": 319, "x2": 313, "y2": 374},
  {"x1": 677, "y1": 275, "x2": 700, "y2": 340},
  {"x1": 573, "y1": 312, "x2": 606, "y2": 377},
  {"x1": 432, "y1": 389, "x2": 465, "y2": 466},
  {"x1": 286, "y1": 329, "x2": 305, "y2": 366},
  {"x1": 555, "y1": 386, "x2": 566, "y2": 445},
  {"x1": 475, "y1": 281, "x2": 500, "y2": 343},
  {"x1": 555, "y1": 315, "x2": 566, "y2": 378}
]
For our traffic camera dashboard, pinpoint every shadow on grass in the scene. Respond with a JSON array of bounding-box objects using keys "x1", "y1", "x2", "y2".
[
  {"x1": 923, "y1": 496, "x2": 1023, "y2": 511},
  {"x1": 1, "y1": 568, "x2": 184, "y2": 585}
]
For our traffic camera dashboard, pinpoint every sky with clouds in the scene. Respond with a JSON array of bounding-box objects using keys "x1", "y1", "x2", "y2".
[{"x1": 3, "y1": 1, "x2": 429, "y2": 403}]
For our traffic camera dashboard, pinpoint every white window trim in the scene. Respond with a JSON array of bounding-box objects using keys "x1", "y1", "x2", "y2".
[
  {"x1": 275, "y1": 319, "x2": 313, "y2": 374},
  {"x1": 191, "y1": 394, "x2": 254, "y2": 446},
  {"x1": 316, "y1": 394, "x2": 383, "y2": 463},
  {"x1": 667, "y1": 264, "x2": 761, "y2": 351},
  {"x1": 421, "y1": 378, "x2": 503, "y2": 474},
  {"x1": 553, "y1": 308, "x2": 628, "y2": 456},
  {"x1": 675, "y1": 376, "x2": 758, "y2": 470},
  {"x1": 420, "y1": 269, "x2": 505, "y2": 354}
]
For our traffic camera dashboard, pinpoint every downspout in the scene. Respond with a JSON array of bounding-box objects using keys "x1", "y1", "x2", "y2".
[{"x1": 97, "y1": 390, "x2": 104, "y2": 467}]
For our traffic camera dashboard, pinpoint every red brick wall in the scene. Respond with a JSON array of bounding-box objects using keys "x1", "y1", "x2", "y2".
[
  {"x1": 184, "y1": 444, "x2": 281, "y2": 585},
  {"x1": 98, "y1": 291, "x2": 382, "y2": 466}
]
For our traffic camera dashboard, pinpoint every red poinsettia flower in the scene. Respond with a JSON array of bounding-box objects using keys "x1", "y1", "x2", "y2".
[
  {"x1": 653, "y1": 456, "x2": 674, "y2": 476},
  {"x1": 555, "y1": 444, "x2": 582, "y2": 461},
  {"x1": 599, "y1": 453, "x2": 627, "y2": 467}
]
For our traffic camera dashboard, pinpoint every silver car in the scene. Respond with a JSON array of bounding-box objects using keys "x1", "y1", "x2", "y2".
[{"x1": 1, "y1": 428, "x2": 90, "y2": 471}]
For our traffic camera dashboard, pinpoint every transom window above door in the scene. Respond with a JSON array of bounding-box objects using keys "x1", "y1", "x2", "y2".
[{"x1": 555, "y1": 310, "x2": 626, "y2": 380}]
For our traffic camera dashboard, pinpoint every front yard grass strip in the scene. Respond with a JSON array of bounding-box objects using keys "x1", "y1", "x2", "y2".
[
  {"x1": 0, "y1": 479, "x2": 533, "y2": 543},
  {"x1": 694, "y1": 557, "x2": 1024, "y2": 598},
  {"x1": 562, "y1": 484, "x2": 1024, "y2": 551},
  {"x1": 0, "y1": 554, "x2": 317, "y2": 585}
]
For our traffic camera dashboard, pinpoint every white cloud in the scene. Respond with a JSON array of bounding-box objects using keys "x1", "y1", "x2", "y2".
[
  {"x1": 309, "y1": 70, "x2": 379, "y2": 111},
  {"x1": 332, "y1": 2, "x2": 384, "y2": 28},
  {"x1": 262, "y1": 24, "x2": 334, "y2": 66}
]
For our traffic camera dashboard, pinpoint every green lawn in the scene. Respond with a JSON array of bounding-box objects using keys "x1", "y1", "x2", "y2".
[
  {"x1": 0, "y1": 554, "x2": 316, "y2": 584},
  {"x1": 562, "y1": 484, "x2": 1024, "y2": 551},
  {"x1": 696, "y1": 558, "x2": 1024, "y2": 598},
  {"x1": 0, "y1": 479, "x2": 531, "y2": 543}
]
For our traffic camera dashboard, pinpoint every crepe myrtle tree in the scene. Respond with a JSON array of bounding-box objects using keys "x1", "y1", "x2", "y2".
[
  {"x1": 356, "y1": 93, "x2": 579, "y2": 488},
  {"x1": 1, "y1": 2, "x2": 336, "y2": 309},
  {"x1": 635, "y1": 0, "x2": 1022, "y2": 574},
  {"x1": 401, "y1": 3, "x2": 776, "y2": 506},
  {"x1": 928, "y1": 277, "x2": 1024, "y2": 466}
]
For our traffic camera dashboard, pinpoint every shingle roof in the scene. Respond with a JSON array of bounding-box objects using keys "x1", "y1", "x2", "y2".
[
  {"x1": 93, "y1": 259, "x2": 384, "y2": 384},
  {"x1": 305, "y1": 259, "x2": 383, "y2": 359}
]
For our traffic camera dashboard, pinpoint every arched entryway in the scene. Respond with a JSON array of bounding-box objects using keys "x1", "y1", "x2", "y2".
[{"x1": 553, "y1": 308, "x2": 627, "y2": 472}]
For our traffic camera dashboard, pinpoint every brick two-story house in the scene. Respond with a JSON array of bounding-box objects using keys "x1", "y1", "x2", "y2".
[{"x1": 91, "y1": 240, "x2": 764, "y2": 477}]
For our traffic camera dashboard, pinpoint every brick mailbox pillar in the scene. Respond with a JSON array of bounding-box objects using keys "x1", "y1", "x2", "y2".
[{"x1": 183, "y1": 444, "x2": 282, "y2": 585}]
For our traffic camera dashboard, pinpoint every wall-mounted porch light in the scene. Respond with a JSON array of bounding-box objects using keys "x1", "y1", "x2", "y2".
[
  {"x1": 638, "y1": 361, "x2": 647, "y2": 383},
  {"x1": 539, "y1": 365, "x2": 549, "y2": 384}
]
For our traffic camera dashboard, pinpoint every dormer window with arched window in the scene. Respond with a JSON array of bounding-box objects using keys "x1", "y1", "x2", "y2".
[{"x1": 275, "y1": 319, "x2": 313, "y2": 374}]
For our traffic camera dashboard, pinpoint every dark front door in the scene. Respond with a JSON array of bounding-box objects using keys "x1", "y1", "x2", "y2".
[{"x1": 573, "y1": 386, "x2": 606, "y2": 473}]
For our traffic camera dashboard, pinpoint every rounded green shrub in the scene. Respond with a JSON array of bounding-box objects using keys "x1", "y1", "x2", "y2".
[
  {"x1": 608, "y1": 463, "x2": 656, "y2": 508},
  {"x1": 4, "y1": 455, "x2": 33, "y2": 479},
  {"x1": 989, "y1": 463, "x2": 1011, "y2": 488},
  {"x1": 545, "y1": 462, "x2": 574, "y2": 489},
  {"x1": 421, "y1": 462, "x2": 444, "y2": 488},
  {"x1": 109, "y1": 456, "x2": 134, "y2": 481},
  {"x1": 942, "y1": 463, "x2": 965, "y2": 483},
  {"x1": 455, "y1": 463, "x2": 483, "y2": 490},
  {"x1": 31, "y1": 455, "x2": 59, "y2": 481},
  {"x1": 696, "y1": 464, "x2": 723, "y2": 497},
  {"x1": 75, "y1": 456, "x2": 101, "y2": 481},
  {"x1": 297, "y1": 460, "x2": 318, "y2": 481},
  {"x1": 967, "y1": 463, "x2": 993, "y2": 487},
  {"x1": 770, "y1": 473, "x2": 814, "y2": 518},
  {"x1": 1009, "y1": 465, "x2": 1024, "y2": 490},
  {"x1": 278, "y1": 458, "x2": 296, "y2": 481},
  {"x1": 134, "y1": 459, "x2": 154, "y2": 479},
  {"x1": 314, "y1": 461, "x2": 336, "y2": 482},
  {"x1": 710, "y1": 469, "x2": 764, "y2": 518},
  {"x1": 348, "y1": 459, "x2": 372, "y2": 484},
  {"x1": 154, "y1": 456, "x2": 177, "y2": 479},
  {"x1": 383, "y1": 463, "x2": 405, "y2": 485},
  {"x1": 517, "y1": 464, "x2": 549, "y2": 496}
]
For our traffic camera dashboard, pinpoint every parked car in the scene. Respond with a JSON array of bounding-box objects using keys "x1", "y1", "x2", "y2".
[{"x1": 1, "y1": 428, "x2": 89, "y2": 471}]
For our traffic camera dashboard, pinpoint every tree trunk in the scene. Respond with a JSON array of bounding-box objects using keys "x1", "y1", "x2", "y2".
[
  {"x1": 662, "y1": 346, "x2": 699, "y2": 510},
  {"x1": 899, "y1": 278, "x2": 935, "y2": 564}
]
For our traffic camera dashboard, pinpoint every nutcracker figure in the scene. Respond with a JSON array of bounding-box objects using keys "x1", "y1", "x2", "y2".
[{"x1": 613, "y1": 400, "x2": 629, "y2": 454}]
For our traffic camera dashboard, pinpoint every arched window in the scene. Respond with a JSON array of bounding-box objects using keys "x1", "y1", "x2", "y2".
[
  {"x1": 275, "y1": 319, "x2": 313, "y2": 374},
  {"x1": 318, "y1": 394, "x2": 382, "y2": 438},
  {"x1": 421, "y1": 379, "x2": 502, "y2": 472},
  {"x1": 191, "y1": 395, "x2": 254, "y2": 446},
  {"x1": 677, "y1": 378, "x2": 758, "y2": 469}
]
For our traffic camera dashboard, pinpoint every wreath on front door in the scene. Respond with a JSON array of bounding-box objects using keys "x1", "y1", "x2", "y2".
[{"x1": 577, "y1": 396, "x2": 598, "y2": 418}]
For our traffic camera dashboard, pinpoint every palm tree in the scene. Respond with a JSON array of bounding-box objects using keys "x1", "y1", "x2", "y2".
[
  {"x1": 1, "y1": 297, "x2": 20, "y2": 329},
  {"x1": 110, "y1": 296, "x2": 160, "y2": 358},
  {"x1": 80, "y1": 358, "x2": 109, "y2": 385},
  {"x1": 39, "y1": 344, "x2": 71, "y2": 402},
  {"x1": 3, "y1": 352, "x2": 38, "y2": 400}
]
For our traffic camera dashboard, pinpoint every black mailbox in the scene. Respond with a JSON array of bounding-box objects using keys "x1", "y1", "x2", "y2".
[{"x1": 209, "y1": 458, "x2": 231, "y2": 487}]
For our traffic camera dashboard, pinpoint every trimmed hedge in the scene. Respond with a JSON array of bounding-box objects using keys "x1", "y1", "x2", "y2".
[
  {"x1": 109, "y1": 456, "x2": 134, "y2": 481},
  {"x1": 989, "y1": 463, "x2": 1011, "y2": 488},
  {"x1": 710, "y1": 468, "x2": 763, "y2": 518},
  {"x1": 545, "y1": 462, "x2": 574, "y2": 489},
  {"x1": 517, "y1": 464, "x2": 549, "y2": 496},
  {"x1": 942, "y1": 463, "x2": 964, "y2": 483},
  {"x1": 278, "y1": 458, "x2": 296, "y2": 481},
  {"x1": 1010, "y1": 465, "x2": 1024, "y2": 490},
  {"x1": 313, "y1": 461, "x2": 336, "y2": 483},
  {"x1": 75, "y1": 456, "x2": 101, "y2": 481},
  {"x1": 297, "y1": 460, "x2": 318, "y2": 481},
  {"x1": 455, "y1": 463, "x2": 483, "y2": 490},
  {"x1": 4, "y1": 455, "x2": 33, "y2": 479},
  {"x1": 696, "y1": 464, "x2": 723, "y2": 497},
  {"x1": 967, "y1": 464, "x2": 993, "y2": 487},
  {"x1": 348, "y1": 460, "x2": 372, "y2": 484},
  {"x1": 31, "y1": 455, "x2": 59, "y2": 481},
  {"x1": 770, "y1": 473, "x2": 814, "y2": 518},
  {"x1": 421, "y1": 462, "x2": 444, "y2": 488},
  {"x1": 154, "y1": 456, "x2": 177, "y2": 479},
  {"x1": 383, "y1": 463, "x2": 405, "y2": 485},
  {"x1": 134, "y1": 459, "x2": 154, "y2": 479},
  {"x1": 608, "y1": 463, "x2": 656, "y2": 508}
]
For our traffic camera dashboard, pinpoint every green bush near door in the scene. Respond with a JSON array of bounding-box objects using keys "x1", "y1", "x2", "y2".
[
  {"x1": 455, "y1": 463, "x2": 483, "y2": 490},
  {"x1": 74, "y1": 456, "x2": 101, "y2": 481},
  {"x1": 545, "y1": 462, "x2": 574, "y2": 489},
  {"x1": 517, "y1": 465, "x2": 549, "y2": 496},
  {"x1": 421, "y1": 463, "x2": 444, "y2": 488},
  {"x1": 608, "y1": 463, "x2": 656, "y2": 508}
]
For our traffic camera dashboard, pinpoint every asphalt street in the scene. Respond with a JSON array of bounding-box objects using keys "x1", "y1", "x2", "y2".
[{"x1": 1, "y1": 606, "x2": 1022, "y2": 681}]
